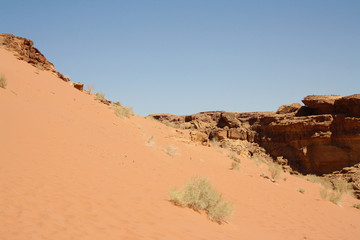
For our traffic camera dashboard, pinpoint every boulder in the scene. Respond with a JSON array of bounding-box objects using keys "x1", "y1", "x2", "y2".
[
  {"x1": 334, "y1": 94, "x2": 360, "y2": 117},
  {"x1": 276, "y1": 103, "x2": 302, "y2": 114},
  {"x1": 302, "y1": 95, "x2": 342, "y2": 114},
  {"x1": 73, "y1": 82, "x2": 84, "y2": 91}
]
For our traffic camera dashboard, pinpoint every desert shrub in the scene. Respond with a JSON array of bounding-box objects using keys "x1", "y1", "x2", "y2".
[
  {"x1": 231, "y1": 162, "x2": 240, "y2": 170},
  {"x1": 229, "y1": 154, "x2": 240, "y2": 163},
  {"x1": 169, "y1": 177, "x2": 233, "y2": 223},
  {"x1": 163, "y1": 145, "x2": 177, "y2": 157},
  {"x1": 0, "y1": 74, "x2": 7, "y2": 89},
  {"x1": 110, "y1": 103, "x2": 133, "y2": 119},
  {"x1": 332, "y1": 179, "x2": 354, "y2": 196},
  {"x1": 353, "y1": 203, "x2": 360, "y2": 209},
  {"x1": 268, "y1": 162, "x2": 282, "y2": 181},
  {"x1": 298, "y1": 188, "x2": 306, "y2": 194},
  {"x1": 320, "y1": 188, "x2": 342, "y2": 205},
  {"x1": 35, "y1": 63, "x2": 44, "y2": 71},
  {"x1": 146, "y1": 135, "x2": 154, "y2": 147},
  {"x1": 305, "y1": 175, "x2": 332, "y2": 189},
  {"x1": 208, "y1": 201, "x2": 233, "y2": 223},
  {"x1": 86, "y1": 84, "x2": 94, "y2": 94},
  {"x1": 95, "y1": 92, "x2": 105, "y2": 101}
]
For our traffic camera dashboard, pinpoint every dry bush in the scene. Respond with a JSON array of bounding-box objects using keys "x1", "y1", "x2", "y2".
[
  {"x1": 169, "y1": 177, "x2": 233, "y2": 223},
  {"x1": 110, "y1": 103, "x2": 133, "y2": 119},
  {"x1": 86, "y1": 84, "x2": 94, "y2": 94},
  {"x1": 146, "y1": 135, "x2": 154, "y2": 147},
  {"x1": 332, "y1": 178, "x2": 354, "y2": 197},
  {"x1": 0, "y1": 74, "x2": 7, "y2": 89},
  {"x1": 298, "y1": 188, "x2": 306, "y2": 194},
  {"x1": 229, "y1": 154, "x2": 240, "y2": 163},
  {"x1": 320, "y1": 188, "x2": 342, "y2": 205},
  {"x1": 268, "y1": 162, "x2": 282, "y2": 181},
  {"x1": 95, "y1": 92, "x2": 105, "y2": 101},
  {"x1": 353, "y1": 203, "x2": 360, "y2": 209},
  {"x1": 231, "y1": 162, "x2": 240, "y2": 171},
  {"x1": 305, "y1": 174, "x2": 332, "y2": 189},
  {"x1": 163, "y1": 145, "x2": 177, "y2": 157}
]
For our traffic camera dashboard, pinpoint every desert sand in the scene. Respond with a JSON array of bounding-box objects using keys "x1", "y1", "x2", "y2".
[{"x1": 1, "y1": 48, "x2": 360, "y2": 240}]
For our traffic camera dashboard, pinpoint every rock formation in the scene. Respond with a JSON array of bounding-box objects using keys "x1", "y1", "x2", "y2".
[
  {"x1": 151, "y1": 95, "x2": 360, "y2": 197},
  {"x1": 0, "y1": 33, "x2": 70, "y2": 82}
]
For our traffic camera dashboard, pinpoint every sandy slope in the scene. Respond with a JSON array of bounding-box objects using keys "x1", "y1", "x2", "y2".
[{"x1": 1, "y1": 48, "x2": 360, "y2": 240}]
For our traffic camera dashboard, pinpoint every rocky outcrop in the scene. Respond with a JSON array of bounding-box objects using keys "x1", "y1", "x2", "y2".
[
  {"x1": 302, "y1": 95, "x2": 342, "y2": 115},
  {"x1": 276, "y1": 103, "x2": 302, "y2": 114},
  {"x1": 151, "y1": 94, "x2": 360, "y2": 176},
  {"x1": 0, "y1": 33, "x2": 70, "y2": 82}
]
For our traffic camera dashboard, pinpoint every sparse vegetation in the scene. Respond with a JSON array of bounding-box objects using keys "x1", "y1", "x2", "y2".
[
  {"x1": 0, "y1": 74, "x2": 7, "y2": 89},
  {"x1": 298, "y1": 188, "x2": 306, "y2": 194},
  {"x1": 163, "y1": 145, "x2": 177, "y2": 157},
  {"x1": 86, "y1": 84, "x2": 94, "y2": 94},
  {"x1": 353, "y1": 203, "x2": 360, "y2": 209},
  {"x1": 95, "y1": 92, "x2": 105, "y2": 102},
  {"x1": 332, "y1": 178, "x2": 354, "y2": 197},
  {"x1": 110, "y1": 103, "x2": 133, "y2": 119},
  {"x1": 231, "y1": 162, "x2": 240, "y2": 170},
  {"x1": 35, "y1": 63, "x2": 44, "y2": 71},
  {"x1": 169, "y1": 177, "x2": 233, "y2": 223},
  {"x1": 229, "y1": 154, "x2": 240, "y2": 163},
  {"x1": 305, "y1": 174, "x2": 332, "y2": 189},
  {"x1": 146, "y1": 135, "x2": 154, "y2": 147},
  {"x1": 268, "y1": 162, "x2": 282, "y2": 181},
  {"x1": 320, "y1": 188, "x2": 342, "y2": 205}
]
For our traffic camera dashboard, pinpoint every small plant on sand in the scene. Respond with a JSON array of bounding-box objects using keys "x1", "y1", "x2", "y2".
[
  {"x1": 332, "y1": 178, "x2": 354, "y2": 197},
  {"x1": 305, "y1": 175, "x2": 332, "y2": 189},
  {"x1": 110, "y1": 103, "x2": 133, "y2": 119},
  {"x1": 169, "y1": 177, "x2": 233, "y2": 223},
  {"x1": 86, "y1": 84, "x2": 94, "y2": 94},
  {"x1": 0, "y1": 74, "x2": 7, "y2": 89},
  {"x1": 95, "y1": 92, "x2": 105, "y2": 102},
  {"x1": 163, "y1": 145, "x2": 177, "y2": 157},
  {"x1": 320, "y1": 188, "x2": 342, "y2": 205},
  {"x1": 228, "y1": 154, "x2": 240, "y2": 163},
  {"x1": 298, "y1": 188, "x2": 306, "y2": 194},
  {"x1": 35, "y1": 63, "x2": 44, "y2": 71},
  {"x1": 146, "y1": 135, "x2": 155, "y2": 147},
  {"x1": 353, "y1": 203, "x2": 360, "y2": 209},
  {"x1": 268, "y1": 162, "x2": 282, "y2": 181},
  {"x1": 230, "y1": 162, "x2": 240, "y2": 171}
]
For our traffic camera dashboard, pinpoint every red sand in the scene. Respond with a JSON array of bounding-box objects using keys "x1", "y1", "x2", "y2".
[{"x1": 1, "y1": 48, "x2": 360, "y2": 240}]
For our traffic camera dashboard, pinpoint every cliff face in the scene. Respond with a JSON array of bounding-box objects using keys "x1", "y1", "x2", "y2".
[{"x1": 151, "y1": 94, "x2": 360, "y2": 175}]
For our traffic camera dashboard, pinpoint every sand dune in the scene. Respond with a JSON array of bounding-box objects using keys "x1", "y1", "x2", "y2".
[{"x1": 1, "y1": 48, "x2": 360, "y2": 240}]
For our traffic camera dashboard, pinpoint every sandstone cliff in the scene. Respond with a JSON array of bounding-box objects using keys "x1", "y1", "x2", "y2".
[{"x1": 151, "y1": 95, "x2": 360, "y2": 196}]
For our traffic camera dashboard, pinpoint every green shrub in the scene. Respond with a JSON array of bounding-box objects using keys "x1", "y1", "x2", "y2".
[
  {"x1": 0, "y1": 74, "x2": 7, "y2": 89},
  {"x1": 169, "y1": 177, "x2": 233, "y2": 223}
]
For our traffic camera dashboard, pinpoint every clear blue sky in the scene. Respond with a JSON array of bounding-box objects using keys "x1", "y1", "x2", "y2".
[{"x1": 1, "y1": 0, "x2": 359, "y2": 116}]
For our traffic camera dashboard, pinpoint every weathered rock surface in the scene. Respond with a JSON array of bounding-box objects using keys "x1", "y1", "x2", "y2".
[
  {"x1": 276, "y1": 103, "x2": 302, "y2": 114},
  {"x1": 302, "y1": 95, "x2": 342, "y2": 115},
  {"x1": 0, "y1": 33, "x2": 70, "y2": 82},
  {"x1": 151, "y1": 94, "x2": 360, "y2": 197}
]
